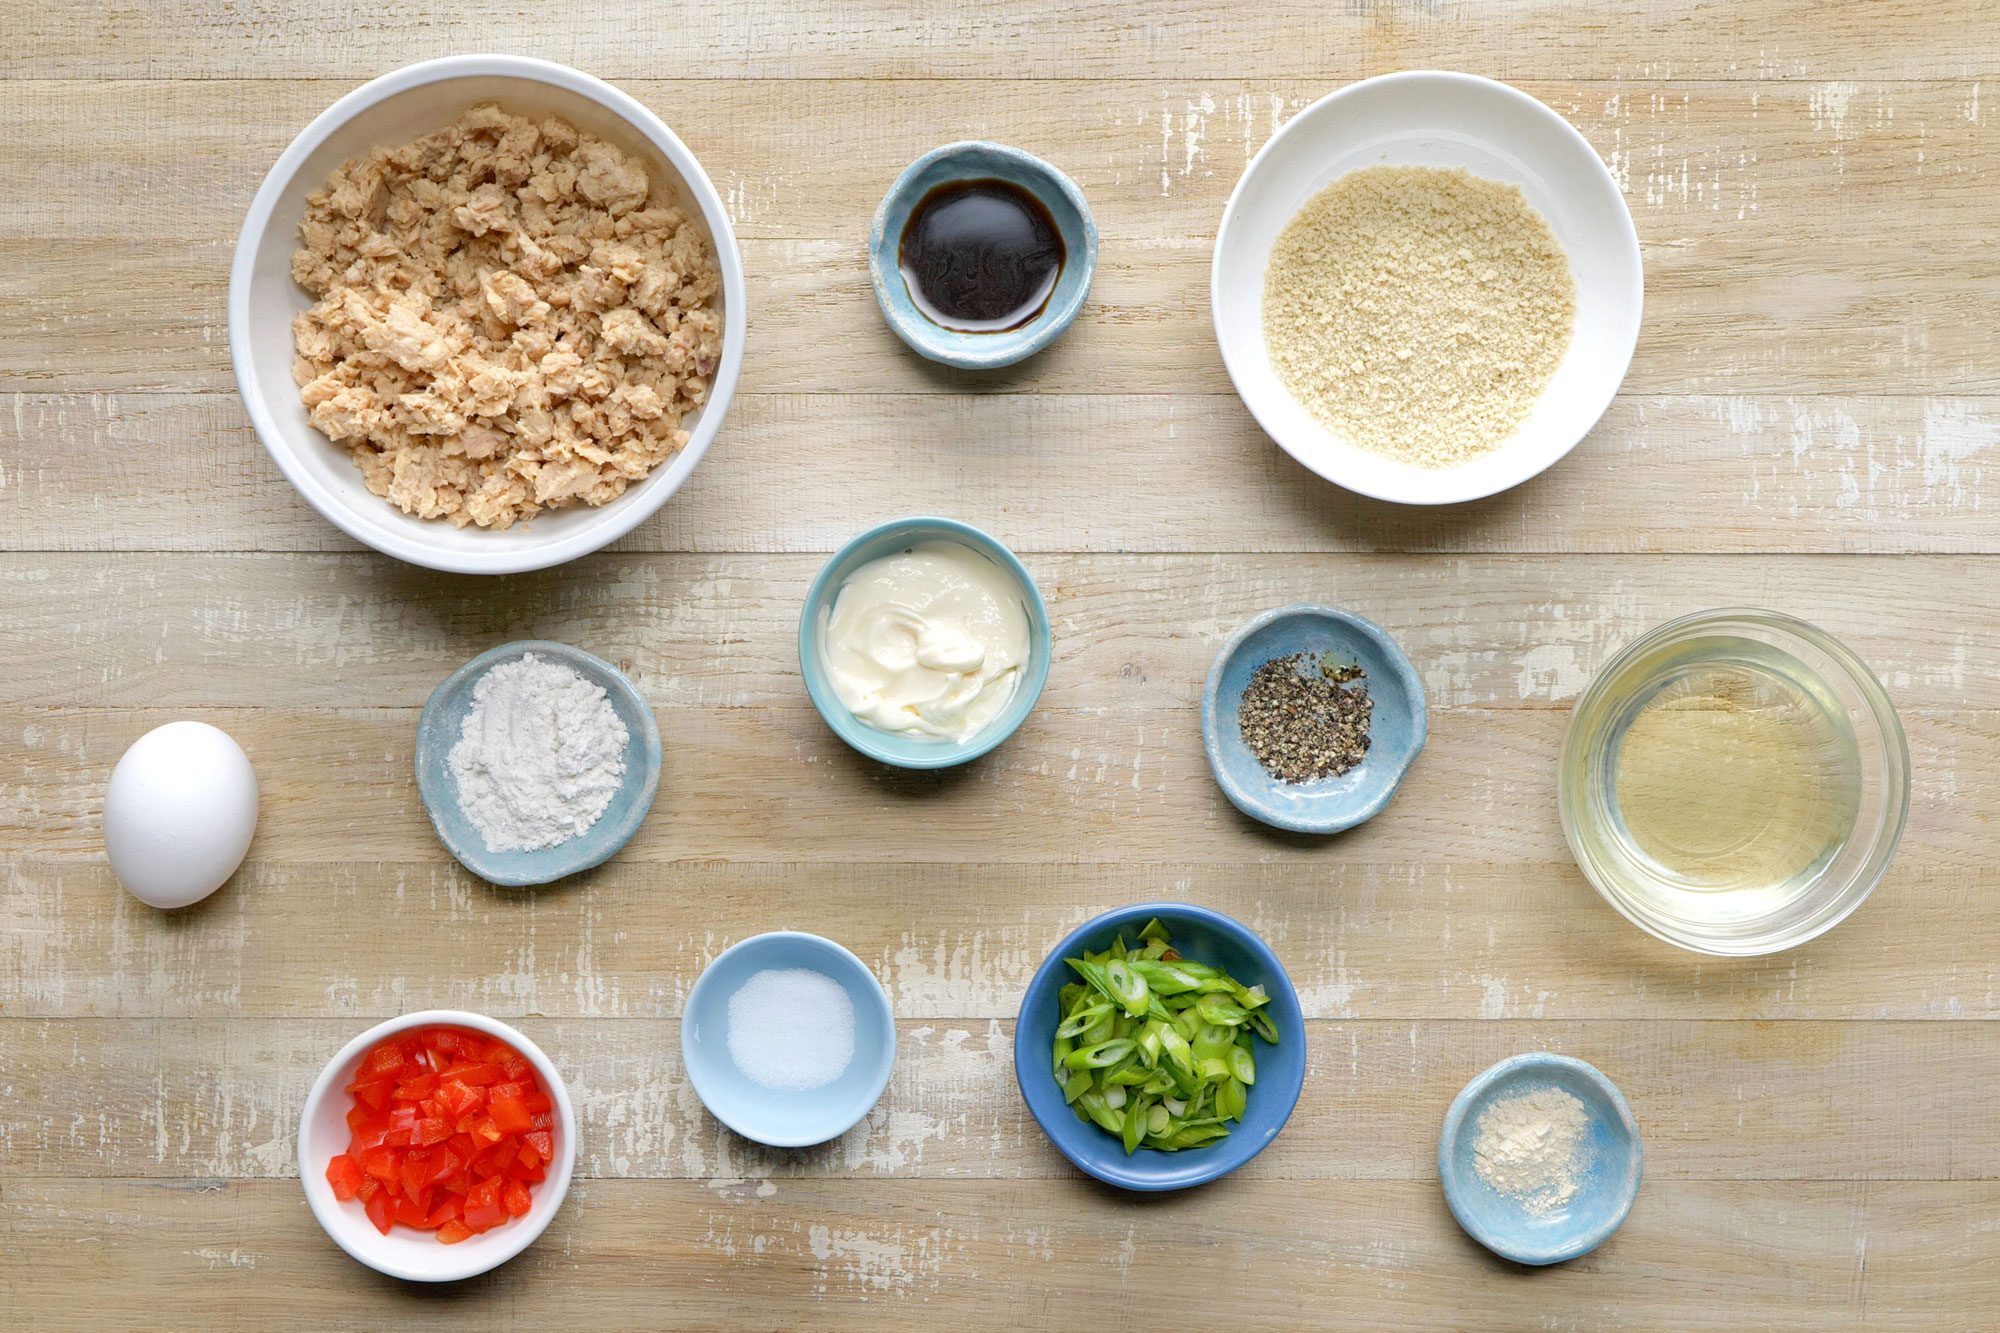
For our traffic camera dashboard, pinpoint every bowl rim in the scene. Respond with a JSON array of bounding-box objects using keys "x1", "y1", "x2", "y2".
[
  {"x1": 679, "y1": 930, "x2": 898, "y2": 1148},
  {"x1": 1012, "y1": 902, "x2": 1307, "y2": 1192},
  {"x1": 797, "y1": 516, "x2": 1052, "y2": 769},
  {"x1": 868, "y1": 139, "x2": 1099, "y2": 369},
  {"x1": 297, "y1": 1008, "x2": 579, "y2": 1282},
  {"x1": 1209, "y1": 68, "x2": 1643, "y2": 506},
  {"x1": 1200, "y1": 602, "x2": 1429, "y2": 834},
  {"x1": 226, "y1": 53, "x2": 747, "y2": 574},
  {"x1": 414, "y1": 639, "x2": 663, "y2": 887},
  {"x1": 1558, "y1": 606, "x2": 1912, "y2": 956},
  {"x1": 1437, "y1": 1052, "x2": 1643, "y2": 1266}
]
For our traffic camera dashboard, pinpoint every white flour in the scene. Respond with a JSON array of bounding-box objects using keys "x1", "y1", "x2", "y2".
[
  {"x1": 447, "y1": 653, "x2": 629, "y2": 853},
  {"x1": 1472, "y1": 1085, "x2": 1591, "y2": 1215}
]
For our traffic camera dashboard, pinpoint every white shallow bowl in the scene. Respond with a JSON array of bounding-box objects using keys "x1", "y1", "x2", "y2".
[
  {"x1": 298, "y1": 1010, "x2": 578, "y2": 1282},
  {"x1": 229, "y1": 55, "x2": 746, "y2": 574},
  {"x1": 1212, "y1": 70, "x2": 1642, "y2": 506}
]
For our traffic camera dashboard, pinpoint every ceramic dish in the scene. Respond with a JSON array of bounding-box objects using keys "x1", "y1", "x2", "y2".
[
  {"x1": 1211, "y1": 70, "x2": 1642, "y2": 505},
  {"x1": 799, "y1": 516, "x2": 1052, "y2": 769},
  {"x1": 1202, "y1": 604, "x2": 1427, "y2": 834},
  {"x1": 682, "y1": 932, "x2": 897, "y2": 1147},
  {"x1": 1014, "y1": 903, "x2": 1306, "y2": 1192},
  {"x1": 869, "y1": 141, "x2": 1098, "y2": 369},
  {"x1": 1438, "y1": 1053, "x2": 1642, "y2": 1266},
  {"x1": 415, "y1": 640, "x2": 662, "y2": 886},
  {"x1": 228, "y1": 54, "x2": 746, "y2": 574},
  {"x1": 1559, "y1": 608, "x2": 1909, "y2": 956},
  {"x1": 298, "y1": 1009, "x2": 578, "y2": 1282}
]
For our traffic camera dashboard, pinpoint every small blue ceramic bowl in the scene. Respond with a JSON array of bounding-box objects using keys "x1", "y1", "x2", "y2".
[
  {"x1": 1014, "y1": 903, "x2": 1306, "y2": 1192},
  {"x1": 869, "y1": 141, "x2": 1098, "y2": 370},
  {"x1": 1201, "y1": 604, "x2": 1427, "y2": 834},
  {"x1": 682, "y1": 932, "x2": 898, "y2": 1148},
  {"x1": 799, "y1": 516, "x2": 1052, "y2": 769},
  {"x1": 415, "y1": 640, "x2": 661, "y2": 887},
  {"x1": 1439, "y1": 1053, "x2": 1644, "y2": 1266}
]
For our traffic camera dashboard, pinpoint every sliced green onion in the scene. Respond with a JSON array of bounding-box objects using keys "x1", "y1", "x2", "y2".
[
  {"x1": 1102, "y1": 958, "x2": 1151, "y2": 1018},
  {"x1": 1063, "y1": 1038, "x2": 1136, "y2": 1070},
  {"x1": 1056, "y1": 1002, "x2": 1113, "y2": 1039},
  {"x1": 1049, "y1": 921, "x2": 1280, "y2": 1155},
  {"x1": 1228, "y1": 1044, "x2": 1256, "y2": 1085}
]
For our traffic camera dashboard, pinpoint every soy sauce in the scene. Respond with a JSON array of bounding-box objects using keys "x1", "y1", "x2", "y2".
[{"x1": 898, "y1": 179, "x2": 1065, "y2": 333}]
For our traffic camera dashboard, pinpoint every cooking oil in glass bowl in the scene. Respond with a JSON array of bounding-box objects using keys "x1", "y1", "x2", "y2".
[{"x1": 1560, "y1": 611, "x2": 1908, "y2": 954}]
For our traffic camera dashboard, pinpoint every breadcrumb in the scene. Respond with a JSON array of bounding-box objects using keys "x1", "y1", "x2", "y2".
[{"x1": 1262, "y1": 165, "x2": 1575, "y2": 468}]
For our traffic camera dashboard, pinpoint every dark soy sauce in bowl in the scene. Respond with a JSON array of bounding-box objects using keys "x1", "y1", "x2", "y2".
[{"x1": 898, "y1": 179, "x2": 1066, "y2": 333}]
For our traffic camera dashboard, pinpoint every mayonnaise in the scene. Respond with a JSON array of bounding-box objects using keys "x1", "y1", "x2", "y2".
[{"x1": 823, "y1": 542, "x2": 1032, "y2": 743}]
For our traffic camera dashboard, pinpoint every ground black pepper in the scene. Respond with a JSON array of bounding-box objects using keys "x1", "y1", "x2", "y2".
[{"x1": 1237, "y1": 651, "x2": 1373, "y2": 784}]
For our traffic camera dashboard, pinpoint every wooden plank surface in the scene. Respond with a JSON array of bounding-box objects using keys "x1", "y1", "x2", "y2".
[{"x1": 3, "y1": 0, "x2": 1996, "y2": 1326}]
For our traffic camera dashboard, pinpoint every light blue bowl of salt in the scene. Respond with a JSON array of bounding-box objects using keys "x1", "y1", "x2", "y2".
[{"x1": 681, "y1": 932, "x2": 897, "y2": 1148}]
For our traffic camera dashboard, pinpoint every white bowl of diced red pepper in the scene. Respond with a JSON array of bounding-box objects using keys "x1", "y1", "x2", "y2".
[{"x1": 299, "y1": 1010, "x2": 578, "y2": 1282}]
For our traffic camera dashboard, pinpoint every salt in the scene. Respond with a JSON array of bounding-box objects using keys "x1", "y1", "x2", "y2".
[{"x1": 726, "y1": 968, "x2": 857, "y2": 1092}]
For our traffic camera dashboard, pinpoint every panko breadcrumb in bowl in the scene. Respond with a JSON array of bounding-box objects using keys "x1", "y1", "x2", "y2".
[{"x1": 230, "y1": 56, "x2": 745, "y2": 574}]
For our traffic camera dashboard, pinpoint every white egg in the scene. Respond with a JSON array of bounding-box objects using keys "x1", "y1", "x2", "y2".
[{"x1": 103, "y1": 721, "x2": 259, "y2": 909}]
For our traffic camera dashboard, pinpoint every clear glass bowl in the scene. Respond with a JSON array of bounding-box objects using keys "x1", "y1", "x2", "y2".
[{"x1": 1559, "y1": 609, "x2": 1909, "y2": 955}]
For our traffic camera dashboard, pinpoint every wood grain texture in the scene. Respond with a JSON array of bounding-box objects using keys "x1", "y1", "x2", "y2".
[
  {"x1": 5, "y1": 393, "x2": 1998, "y2": 554},
  {"x1": 3, "y1": 0, "x2": 1996, "y2": 1326},
  {"x1": 7, "y1": 1, "x2": 1998, "y2": 81}
]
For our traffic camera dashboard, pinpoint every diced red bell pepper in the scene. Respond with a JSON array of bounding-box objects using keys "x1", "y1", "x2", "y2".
[
  {"x1": 488, "y1": 1091, "x2": 534, "y2": 1136},
  {"x1": 364, "y1": 1187, "x2": 395, "y2": 1236},
  {"x1": 472, "y1": 1139, "x2": 516, "y2": 1178},
  {"x1": 400, "y1": 1148, "x2": 434, "y2": 1201},
  {"x1": 358, "y1": 1044, "x2": 410, "y2": 1082},
  {"x1": 325, "y1": 1153, "x2": 364, "y2": 1201},
  {"x1": 331, "y1": 1026, "x2": 551, "y2": 1246},
  {"x1": 436, "y1": 1079, "x2": 484, "y2": 1120},
  {"x1": 439, "y1": 1062, "x2": 501, "y2": 1087},
  {"x1": 462, "y1": 1177, "x2": 506, "y2": 1233},
  {"x1": 392, "y1": 1192, "x2": 429, "y2": 1229},
  {"x1": 424, "y1": 1144, "x2": 464, "y2": 1187},
  {"x1": 350, "y1": 1078, "x2": 394, "y2": 1111},
  {"x1": 361, "y1": 1146, "x2": 399, "y2": 1183}
]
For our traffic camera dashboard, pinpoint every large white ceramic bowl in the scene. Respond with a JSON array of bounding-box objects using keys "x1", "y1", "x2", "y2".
[
  {"x1": 298, "y1": 1009, "x2": 578, "y2": 1282},
  {"x1": 1212, "y1": 71, "x2": 1641, "y2": 506},
  {"x1": 229, "y1": 55, "x2": 746, "y2": 573}
]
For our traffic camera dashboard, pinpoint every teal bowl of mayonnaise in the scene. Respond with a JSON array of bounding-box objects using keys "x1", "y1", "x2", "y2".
[{"x1": 800, "y1": 517, "x2": 1052, "y2": 769}]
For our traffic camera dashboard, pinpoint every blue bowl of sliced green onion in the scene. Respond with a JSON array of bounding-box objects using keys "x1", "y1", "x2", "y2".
[{"x1": 1014, "y1": 903, "x2": 1306, "y2": 1191}]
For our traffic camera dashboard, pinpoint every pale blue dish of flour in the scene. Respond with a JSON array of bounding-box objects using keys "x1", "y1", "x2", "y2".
[{"x1": 415, "y1": 640, "x2": 661, "y2": 887}]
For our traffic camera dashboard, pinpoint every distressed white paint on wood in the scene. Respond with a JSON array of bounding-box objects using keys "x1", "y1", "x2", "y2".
[
  {"x1": 3, "y1": 705, "x2": 1990, "y2": 866},
  {"x1": 3, "y1": 859, "x2": 1995, "y2": 1024},
  {"x1": 3, "y1": 395, "x2": 1996, "y2": 554},
  {"x1": 5, "y1": 2, "x2": 1997, "y2": 81},
  {"x1": 0, "y1": 553, "x2": 1991, "y2": 708},
  {"x1": 3, "y1": 1178, "x2": 1997, "y2": 1327},
  {"x1": 4, "y1": 79, "x2": 1990, "y2": 242}
]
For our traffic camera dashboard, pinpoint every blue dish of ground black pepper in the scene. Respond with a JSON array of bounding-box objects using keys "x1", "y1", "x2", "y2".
[{"x1": 1200, "y1": 604, "x2": 1427, "y2": 834}]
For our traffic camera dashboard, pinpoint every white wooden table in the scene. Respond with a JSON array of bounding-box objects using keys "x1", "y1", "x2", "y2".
[{"x1": 3, "y1": 2, "x2": 1996, "y2": 1326}]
